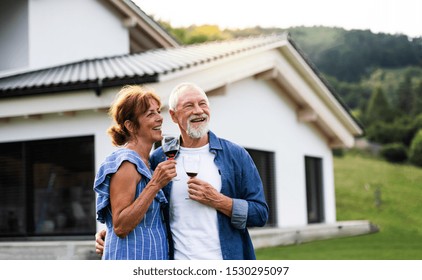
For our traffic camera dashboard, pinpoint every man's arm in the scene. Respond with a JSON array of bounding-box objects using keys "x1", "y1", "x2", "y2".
[
  {"x1": 220, "y1": 146, "x2": 269, "y2": 229},
  {"x1": 239, "y1": 152, "x2": 269, "y2": 228}
]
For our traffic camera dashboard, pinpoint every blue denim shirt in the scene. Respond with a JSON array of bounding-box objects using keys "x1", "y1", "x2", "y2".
[{"x1": 150, "y1": 131, "x2": 269, "y2": 260}]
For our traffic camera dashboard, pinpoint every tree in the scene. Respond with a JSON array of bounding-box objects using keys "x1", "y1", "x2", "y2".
[
  {"x1": 365, "y1": 87, "x2": 394, "y2": 125},
  {"x1": 396, "y1": 72, "x2": 413, "y2": 115},
  {"x1": 409, "y1": 129, "x2": 422, "y2": 167},
  {"x1": 411, "y1": 80, "x2": 422, "y2": 116},
  {"x1": 365, "y1": 120, "x2": 414, "y2": 145}
]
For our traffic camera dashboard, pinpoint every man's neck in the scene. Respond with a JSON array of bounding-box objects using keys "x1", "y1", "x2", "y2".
[{"x1": 180, "y1": 133, "x2": 209, "y2": 148}]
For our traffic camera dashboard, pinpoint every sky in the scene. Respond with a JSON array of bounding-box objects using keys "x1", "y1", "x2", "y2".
[{"x1": 134, "y1": 0, "x2": 422, "y2": 38}]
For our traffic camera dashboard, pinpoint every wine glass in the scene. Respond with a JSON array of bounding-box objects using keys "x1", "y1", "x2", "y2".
[
  {"x1": 183, "y1": 154, "x2": 200, "y2": 199},
  {"x1": 161, "y1": 134, "x2": 180, "y2": 181},
  {"x1": 183, "y1": 154, "x2": 200, "y2": 177},
  {"x1": 161, "y1": 134, "x2": 180, "y2": 160}
]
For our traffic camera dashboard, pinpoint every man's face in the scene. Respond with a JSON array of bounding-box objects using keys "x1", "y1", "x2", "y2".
[{"x1": 171, "y1": 89, "x2": 210, "y2": 139}]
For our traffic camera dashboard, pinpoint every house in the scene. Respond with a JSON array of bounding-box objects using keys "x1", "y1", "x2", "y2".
[{"x1": 0, "y1": 0, "x2": 371, "y2": 259}]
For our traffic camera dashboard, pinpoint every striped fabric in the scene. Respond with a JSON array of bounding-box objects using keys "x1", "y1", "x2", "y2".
[{"x1": 93, "y1": 148, "x2": 169, "y2": 260}]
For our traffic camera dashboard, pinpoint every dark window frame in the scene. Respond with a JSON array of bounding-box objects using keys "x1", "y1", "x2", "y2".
[
  {"x1": 0, "y1": 135, "x2": 96, "y2": 240},
  {"x1": 305, "y1": 156, "x2": 325, "y2": 224},
  {"x1": 246, "y1": 148, "x2": 277, "y2": 227}
]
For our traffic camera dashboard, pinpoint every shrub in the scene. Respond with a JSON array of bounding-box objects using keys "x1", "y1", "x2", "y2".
[
  {"x1": 411, "y1": 113, "x2": 422, "y2": 136},
  {"x1": 379, "y1": 143, "x2": 408, "y2": 163},
  {"x1": 366, "y1": 120, "x2": 414, "y2": 145},
  {"x1": 409, "y1": 129, "x2": 422, "y2": 167},
  {"x1": 332, "y1": 148, "x2": 344, "y2": 157}
]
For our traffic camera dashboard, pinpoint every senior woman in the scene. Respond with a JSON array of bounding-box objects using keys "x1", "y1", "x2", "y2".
[{"x1": 93, "y1": 85, "x2": 176, "y2": 260}]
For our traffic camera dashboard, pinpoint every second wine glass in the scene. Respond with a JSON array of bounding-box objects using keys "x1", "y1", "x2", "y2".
[
  {"x1": 183, "y1": 154, "x2": 200, "y2": 199},
  {"x1": 183, "y1": 154, "x2": 200, "y2": 177}
]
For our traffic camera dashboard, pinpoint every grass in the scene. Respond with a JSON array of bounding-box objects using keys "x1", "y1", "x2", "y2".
[{"x1": 255, "y1": 152, "x2": 422, "y2": 259}]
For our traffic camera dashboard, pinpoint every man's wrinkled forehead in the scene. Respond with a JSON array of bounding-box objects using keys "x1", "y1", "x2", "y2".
[{"x1": 178, "y1": 89, "x2": 208, "y2": 104}]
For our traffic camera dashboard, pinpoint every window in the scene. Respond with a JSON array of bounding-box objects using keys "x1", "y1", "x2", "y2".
[
  {"x1": 305, "y1": 156, "x2": 324, "y2": 223},
  {"x1": 246, "y1": 149, "x2": 276, "y2": 227},
  {"x1": 0, "y1": 136, "x2": 96, "y2": 239}
]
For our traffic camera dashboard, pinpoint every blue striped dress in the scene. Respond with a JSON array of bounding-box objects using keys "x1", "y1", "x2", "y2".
[{"x1": 93, "y1": 148, "x2": 169, "y2": 260}]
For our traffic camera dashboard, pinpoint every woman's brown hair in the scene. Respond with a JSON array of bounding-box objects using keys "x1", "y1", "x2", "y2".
[{"x1": 107, "y1": 85, "x2": 161, "y2": 146}]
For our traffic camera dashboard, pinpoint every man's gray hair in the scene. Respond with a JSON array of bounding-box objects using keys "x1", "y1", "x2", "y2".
[{"x1": 168, "y1": 82, "x2": 209, "y2": 111}]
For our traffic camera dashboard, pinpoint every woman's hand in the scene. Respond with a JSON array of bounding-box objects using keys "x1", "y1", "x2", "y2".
[
  {"x1": 149, "y1": 159, "x2": 177, "y2": 188},
  {"x1": 95, "y1": 229, "x2": 106, "y2": 256}
]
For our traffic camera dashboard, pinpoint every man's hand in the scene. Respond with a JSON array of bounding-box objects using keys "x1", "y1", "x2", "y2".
[
  {"x1": 187, "y1": 177, "x2": 233, "y2": 217},
  {"x1": 95, "y1": 229, "x2": 106, "y2": 256}
]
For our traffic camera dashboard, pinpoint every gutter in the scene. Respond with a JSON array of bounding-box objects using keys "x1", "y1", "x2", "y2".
[{"x1": 0, "y1": 74, "x2": 159, "y2": 99}]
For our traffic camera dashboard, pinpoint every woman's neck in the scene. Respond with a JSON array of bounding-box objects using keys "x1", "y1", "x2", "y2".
[{"x1": 126, "y1": 140, "x2": 152, "y2": 167}]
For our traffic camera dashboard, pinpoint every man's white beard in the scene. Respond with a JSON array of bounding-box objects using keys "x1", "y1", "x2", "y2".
[{"x1": 187, "y1": 115, "x2": 209, "y2": 139}]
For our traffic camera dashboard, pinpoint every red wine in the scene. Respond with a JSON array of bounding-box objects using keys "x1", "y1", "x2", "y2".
[
  {"x1": 186, "y1": 172, "x2": 198, "y2": 177},
  {"x1": 165, "y1": 150, "x2": 177, "y2": 158}
]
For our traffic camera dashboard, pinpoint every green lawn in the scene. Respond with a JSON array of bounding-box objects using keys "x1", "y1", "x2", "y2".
[{"x1": 256, "y1": 153, "x2": 422, "y2": 260}]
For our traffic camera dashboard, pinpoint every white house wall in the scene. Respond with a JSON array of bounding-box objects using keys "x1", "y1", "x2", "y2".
[
  {"x1": 0, "y1": 0, "x2": 29, "y2": 73},
  {"x1": 29, "y1": 0, "x2": 130, "y2": 70},
  {"x1": 213, "y1": 78, "x2": 335, "y2": 227},
  {"x1": 0, "y1": 89, "x2": 115, "y2": 119},
  {"x1": 0, "y1": 110, "x2": 112, "y2": 156}
]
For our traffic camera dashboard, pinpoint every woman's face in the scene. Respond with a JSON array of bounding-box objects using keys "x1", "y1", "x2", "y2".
[{"x1": 136, "y1": 98, "x2": 163, "y2": 144}]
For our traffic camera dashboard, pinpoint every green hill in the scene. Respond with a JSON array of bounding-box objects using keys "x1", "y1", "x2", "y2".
[
  {"x1": 288, "y1": 26, "x2": 422, "y2": 82},
  {"x1": 255, "y1": 153, "x2": 422, "y2": 259}
]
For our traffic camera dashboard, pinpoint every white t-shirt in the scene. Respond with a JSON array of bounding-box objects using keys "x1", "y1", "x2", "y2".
[{"x1": 170, "y1": 144, "x2": 223, "y2": 260}]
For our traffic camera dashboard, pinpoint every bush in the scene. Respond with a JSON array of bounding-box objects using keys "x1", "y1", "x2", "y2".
[
  {"x1": 332, "y1": 148, "x2": 344, "y2": 157},
  {"x1": 379, "y1": 143, "x2": 408, "y2": 163},
  {"x1": 366, "y1": 120, "x2": 414, "y2": 145},
  {"x1": 411, "y1": 114, "x2": 422, "y2": 136},
  {"x1": 409, "y1": 129, "x2": 422, "y2": 167}
]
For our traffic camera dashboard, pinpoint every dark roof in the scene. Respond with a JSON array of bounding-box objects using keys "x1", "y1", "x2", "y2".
[{"x1": 0, "y1": 34, "x2": 287, "y2": 98}]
